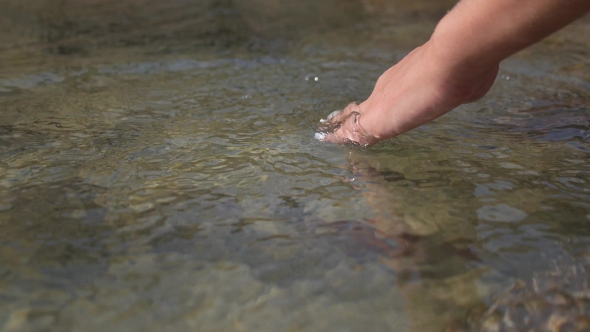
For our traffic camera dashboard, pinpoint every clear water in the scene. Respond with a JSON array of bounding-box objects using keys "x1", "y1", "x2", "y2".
[{"x1": 1, "y1": 1, "x2": 590, "y2": 331}]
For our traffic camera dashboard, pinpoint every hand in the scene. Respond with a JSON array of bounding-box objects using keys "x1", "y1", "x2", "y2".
[
  {"x1": 317, "y1": 102, "x2": 380, "y2": 147},
  {"x1": 319, "y1": 0, "x2": 590, "y2": 147},
  {"x1": 319, "y1": 40, "x2": 499, "y2": 146}
]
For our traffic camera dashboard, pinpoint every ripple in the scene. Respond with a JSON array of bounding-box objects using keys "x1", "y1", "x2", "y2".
[{"x1": 477, "y1": 204, "x2": 529, "y2": 223}]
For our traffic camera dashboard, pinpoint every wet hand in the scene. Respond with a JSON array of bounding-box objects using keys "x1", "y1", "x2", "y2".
[{"x1": 316, "y1": 102, "x2": 380, "y2": 147}]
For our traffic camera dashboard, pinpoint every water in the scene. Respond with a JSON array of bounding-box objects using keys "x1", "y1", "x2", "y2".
[{"x1": 1, "y1": 1, "x2": 589, "y2": 331}]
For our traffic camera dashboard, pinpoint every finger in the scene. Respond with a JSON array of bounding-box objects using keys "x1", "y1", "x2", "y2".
[
  {"x1": 321, "y1": 103, "x2": 358, "y2": 124},
  {"x1": 320, "y1": 113, "x2": 362, "y2": 144},
  {"x1": 316, "y1": 102, "x2": 380, "y2": 146},
  {"x1": 324, "y1": 111, "x2": 380, "y2": 146}
]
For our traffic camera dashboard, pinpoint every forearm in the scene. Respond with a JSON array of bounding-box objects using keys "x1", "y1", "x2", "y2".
[{"x1": 431, "y1": 0, "x2": 590, "y2": 70}]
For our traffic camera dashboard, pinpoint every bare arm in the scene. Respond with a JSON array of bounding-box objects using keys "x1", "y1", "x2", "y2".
[
  {"x1": 435, "y1": 0, "x2": 590, "y2": 69},
  {"x1": 324, "y1": 0, "x2": 590, "y2": 146}
]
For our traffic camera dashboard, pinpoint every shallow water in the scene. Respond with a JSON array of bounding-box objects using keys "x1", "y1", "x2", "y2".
[{"x1": 1, "y1": 1, "x2": 590, "y2": 331}]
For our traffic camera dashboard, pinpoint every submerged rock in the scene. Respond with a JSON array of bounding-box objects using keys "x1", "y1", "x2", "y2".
[{"x1": 464, "y1": 261, "x2": 590, "y2": 332}]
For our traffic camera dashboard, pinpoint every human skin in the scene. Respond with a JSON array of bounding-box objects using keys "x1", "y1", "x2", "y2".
[{"x1": 322, "y1": 0, "x2": 590, "y2": 146}]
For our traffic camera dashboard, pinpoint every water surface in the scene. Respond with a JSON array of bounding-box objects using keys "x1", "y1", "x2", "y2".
[{"x1": 1, "y1": 1, "x2": 590, "y2": 331}]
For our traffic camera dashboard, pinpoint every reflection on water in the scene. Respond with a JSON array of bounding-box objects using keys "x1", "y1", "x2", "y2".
[{"x1": 1, "y1": 0, "x2": 590, "y2": 331}]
